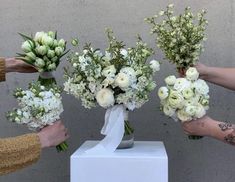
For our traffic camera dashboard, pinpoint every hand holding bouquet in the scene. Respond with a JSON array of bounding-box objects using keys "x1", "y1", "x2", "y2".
[
  {"x1": 158, "y1": 67, "x2": 209, "y2": 139},
  {"x1": 145, "y1": 4, "x2": 208, "y2": 71},
  {"x1": 6, "y1": 82, "x2": 68, "y2": 152}
]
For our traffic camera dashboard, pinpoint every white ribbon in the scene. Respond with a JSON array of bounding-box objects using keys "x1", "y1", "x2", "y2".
[
  {"x1": 85, "y1": 105, "x2": 126, "y2": 154},
  {"x1": 39, "y1": 72, "x2": 54, "y2": 79}
]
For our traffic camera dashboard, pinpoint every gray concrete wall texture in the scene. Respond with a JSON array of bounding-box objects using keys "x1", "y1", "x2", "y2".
[{"x1": 0, "y1": 0, "x2": 235, "y2": 181}]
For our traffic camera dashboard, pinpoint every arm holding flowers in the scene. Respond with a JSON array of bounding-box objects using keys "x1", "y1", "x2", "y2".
[
  {"x1": 183, "y1": 116, "x2": 235, "y2": 146},
  {"x1": 196, "y1": 63, "x2": 235, "y2": 90}
]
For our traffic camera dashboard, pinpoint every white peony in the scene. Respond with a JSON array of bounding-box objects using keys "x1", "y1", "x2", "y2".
[
  {"x1": 115, "y1": 72, "x2": 130, "y2": 89},
  {"x1": 158, "y1": 87, "x2": 169, "y2": 100},
  {"x1": 165, "y1": 75, "x2": 176, "y2": 86},
  {"x1": 186, "y1": 67, "x2": 199, "y2": 81},
  {"x1": 96, "y1": 88, "x2": 115, "y2": 108},
  {"x1": 150, "y1": 60, "x2": 160, "y2": 72},
  {"x1": 173, "y1": 78, "x2": 191, "y2": 92},
  {"x1": 193, "y1": 79, "x2": 209, "y2": 95}
]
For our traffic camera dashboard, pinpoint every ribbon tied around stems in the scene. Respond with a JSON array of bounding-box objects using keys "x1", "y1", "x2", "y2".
[
  {"x1": 85, "y1": 104, "x2": 126, "y2": 154},
  {"x1": 39, "y1": 72, "x2": 54, "y2": 79}
]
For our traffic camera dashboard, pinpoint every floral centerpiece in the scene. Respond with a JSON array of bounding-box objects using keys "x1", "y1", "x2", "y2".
[
  {"x1": 64, "y1": 29, "x2": 160, "y2": 152},
  {"x1": 6, "y1": 82, "x2": 68, "y2": 151},
  {"x1": 158, "y1": 67, "x2": 209, "y2": 139},
  {"x1": 17, "y1": 31, "x2": 69, "y2": 86},
  {"x1": 145, "y1": 4, "x2": 208, "y2": 72}
]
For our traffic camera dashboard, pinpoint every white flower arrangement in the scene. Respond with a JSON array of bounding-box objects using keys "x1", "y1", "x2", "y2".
[
  {"x1": 145, "y1": 4, "x2": 208, "y2": 71},
  {"x1": 6, "y1": 82, "x2": 67, "y2": 151},
  {"x1": 17, "y1": 31, "x2": 69, "y2": 72},
  {"x1": 158, "y1": 67, "x2": 209, "y2": 122},
  {"x1": 64, "y1": 29, "x2": 160, "y2": 111}
]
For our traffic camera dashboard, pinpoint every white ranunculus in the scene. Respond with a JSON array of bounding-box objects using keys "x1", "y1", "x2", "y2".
[
  {"x1": 165, "y1": 75, "x2": 176, "y2": 86},
  {"x1": 193, "y1": 79, "x2": 209, "y2": 95},
  {"x1": 150, "y1": 60, "x2": 160, "y2": 72},
  {"x1": 173, "y1": 78, "x2": 191, "y2": 92},
  {"x1": 163, "y1": 104, "x2": 175, "y2": 117},
  {"x1": 186, "y1": 67, "x2": 199, "y2": 81},
  {"x1": 168, "y1": 91, "x2": 184, "y2": 109},
  {"x1": 182, "y1": 88, "x2": 194, "y2": 99},
  {"x1": 115, "y1": 72, "x2": 130, "y2": 89},
  {"x1": 96, "y1": 88, "x2": 115, "y2": 108},
  {"x1": 195, "y1": 104, "x2": 206, "y2": 118},
  {"x1": 158, "y1": 87, "x2": 169, "y2": 100},
  {"x1": 177, "y1": 110, "x2": 192, "y2": 122},
  {"x1": 102, "y1": 65, "x2": 116, "y2": 77},
  {"x1": 185, "y1": 105, "x2": 197, "y2": 116},
  {"x1": 22, "y1": 40, "x2": 33, "y2": 53}
]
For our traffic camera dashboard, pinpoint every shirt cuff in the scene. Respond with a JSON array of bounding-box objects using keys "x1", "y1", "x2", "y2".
[{"x1": 0, "y1": 58, "x2": 6, "y2": 82}]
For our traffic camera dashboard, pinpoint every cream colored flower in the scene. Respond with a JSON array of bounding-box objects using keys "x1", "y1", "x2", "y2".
[
  {"x1": 174, "y1": 78, "x2": 191, "y2": 92},
  {"x1": 158, "y1": 87, "x2": 169, "y2": 100},
  {"x1": 195, "y1": 104, "x2": 206, "y2": 118},
  {"x1": 165, "y1": 75, "x2": 176, "y2": 86},
  {"x1": 163, "y1": 104, "x2": 175, "y2": 116},
  {"x1": 193, "y1": 79, "x2": 209, "y2": 95},
  {"x1": 102, "y1": 65, "x2": 116, "y2": 77},
  {"x1": 168, "y1": 91, "x2": 184, "y2": 109},
  {"x1": 96, "y1": 88, "x2": 115, "y2": 108},
  {"x1": 186, "y1": 67, "x2": 199, "y2": 81},
  {"x1": 182, "y1": 88, "x2": 194, "y2": 99},
  {"x1": 177, "y1": 109, "x2": 192, "y2": 122},
  {"x1": 115, "y1": 72, "x2": 130, "y2": 89},
  {"x1": 150, "y1": 60, "x2": 160, "y2": 72}
]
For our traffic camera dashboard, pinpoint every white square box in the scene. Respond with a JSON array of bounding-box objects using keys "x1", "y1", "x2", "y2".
[{"x1": 71, "y1": 141, "x2": 168, "y2": 182}]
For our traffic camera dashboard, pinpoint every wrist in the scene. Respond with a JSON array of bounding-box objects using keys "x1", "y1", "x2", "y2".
[
  {"x1": 203, "y1": 117, "x2": 218, "y2": 137},
  {"x1": 37, "y1": 132, "x2": 50, "y2": 149}
]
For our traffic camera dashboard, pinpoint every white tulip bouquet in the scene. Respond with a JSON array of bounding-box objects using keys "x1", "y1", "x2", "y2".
[
  {"x1": 145, "y1": 4, "x2": 208, "y2": 72},
  {"x1": 17, "y1": 31, "x2": 69, "y2": 73},
  {"x1": 6, "y1": 82, "x2": 68, "y2": 152},
  {"x1": 64, "y1": 29, "x2": 160, "y2": 152},
  {"x1": 158, "y1": 67, "x2": 209, "y2": 139}
]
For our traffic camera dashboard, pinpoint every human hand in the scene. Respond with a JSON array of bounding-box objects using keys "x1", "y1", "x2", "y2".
[
  {"x1": 37, "y1": 120, "x2": 69, "y2": 148},
  {"x1": 182, "y1": 116, "x2": 215, "y2": 137},
  {"x1": 194, "y1": 63, "x2": 210, "y2": 80},
  {"x1": 5, "y1": 58, "x2": 37, "y2": 73}
]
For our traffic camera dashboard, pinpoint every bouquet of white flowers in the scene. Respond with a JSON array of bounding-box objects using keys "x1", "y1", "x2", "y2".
[
  {"x1": 64, "y1": 29, "x2": 160, "y2": 152},
  {"x1": 158, "y1": 67, "x2": 209, "y2": 139},
  {"x1": 145, "y1": 4, "x2": 208, "y2": 72},
  {"x1": 17, "y1": 31, "x2": 69, "y2": 86},
  {"x1": 6, "y1": 82, "x2": 68, "y2": 152}
]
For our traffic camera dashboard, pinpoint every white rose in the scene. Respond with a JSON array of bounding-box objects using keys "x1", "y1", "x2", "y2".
[
  {"x1": 168, "y1": 91, "x2": 184, "y2": 109},
  {"x1": 174, "y1": 78, "x2": 191, "y2": 92},
  {"x1": 150, "y1": 60, "x2": 160, "y2": 72},
  {"x1": 193, "y1": 79, "x2": 209, "y2": 95},
  {"x1": 186, "y1": 67, "x2": 199, "y2": 81},
  {"x1": 158, "y1": 87, "x2": 169, "y2": 100},
  {"x1": 96, "y1": 88, "x2": 115, "y2": 108},
  {"x1": 102, "y1": 65, "x2": 116, "y2": 77},
  {"x1": 163, "y1": 104, "x2": 175, "y2": 117},
  {"x1": 177, "y1": 110, "x2": 192, "y2": 122},
  {"x1": 182, "y1": 88, "x2": 194, "y2": 99},
  {"x1": 115, "y1": 72, "x2": 130, "y2": 89},
  {"x1": 165, "y1": 75, "x2": 176, "y2": 86}
]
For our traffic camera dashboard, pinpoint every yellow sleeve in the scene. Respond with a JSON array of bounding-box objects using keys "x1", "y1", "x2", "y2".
[
  {"x1": 0, "y1": 57, "x2": 6, "y2": 82},
  {"x1": 0, "y1": 133, "x2": 41, "y2": 175}
]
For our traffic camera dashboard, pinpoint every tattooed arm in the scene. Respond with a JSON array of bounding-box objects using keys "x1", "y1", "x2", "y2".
[{"x1": 182, "y1": 116, "x2": 235, "y2": 146}]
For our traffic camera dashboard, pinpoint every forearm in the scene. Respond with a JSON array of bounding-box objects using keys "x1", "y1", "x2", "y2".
[
  {"x1": 209, "y1": 120, "x2": 235, "y2": 146},
  {"x1": 0, "y1": 133, "x2": 41, "y2": 175},
  {"x1": 204, "y1": 67, "x2": 235, "y2": 90}
]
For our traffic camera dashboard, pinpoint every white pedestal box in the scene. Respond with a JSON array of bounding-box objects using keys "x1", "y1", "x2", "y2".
[{"x1": 71, "y1": 141, "x2": 168, "y2": 182}]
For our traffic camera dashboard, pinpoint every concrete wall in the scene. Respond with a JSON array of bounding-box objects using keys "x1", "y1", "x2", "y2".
[{"x1": 1, "y1": 0, "x2": 235, "y2": 181}]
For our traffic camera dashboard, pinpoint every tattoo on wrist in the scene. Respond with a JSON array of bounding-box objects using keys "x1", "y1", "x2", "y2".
[
  {"x1": 218, "y1": 122, "x2": 233, "y2": 131},
  {"x1": 219, "y1": 122, "x2": 235, "y2": 145}
]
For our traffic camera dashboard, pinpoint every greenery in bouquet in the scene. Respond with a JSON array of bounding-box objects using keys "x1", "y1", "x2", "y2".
[
  {"x1": 17, "y1": 31, "x2": 69, "y2": 72},
  {"x1": 64, "y1": 29, "x2": 160, "y2": 111},
  {"x1": 158, "y1": 67, "x2": 209, "y2": 139},
  {"x1": 6, "y1": 82, "x2": 68, "y2": 152},
  {"x1": 145, "y1": 4, "x2": 208, "y2": 71}
]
